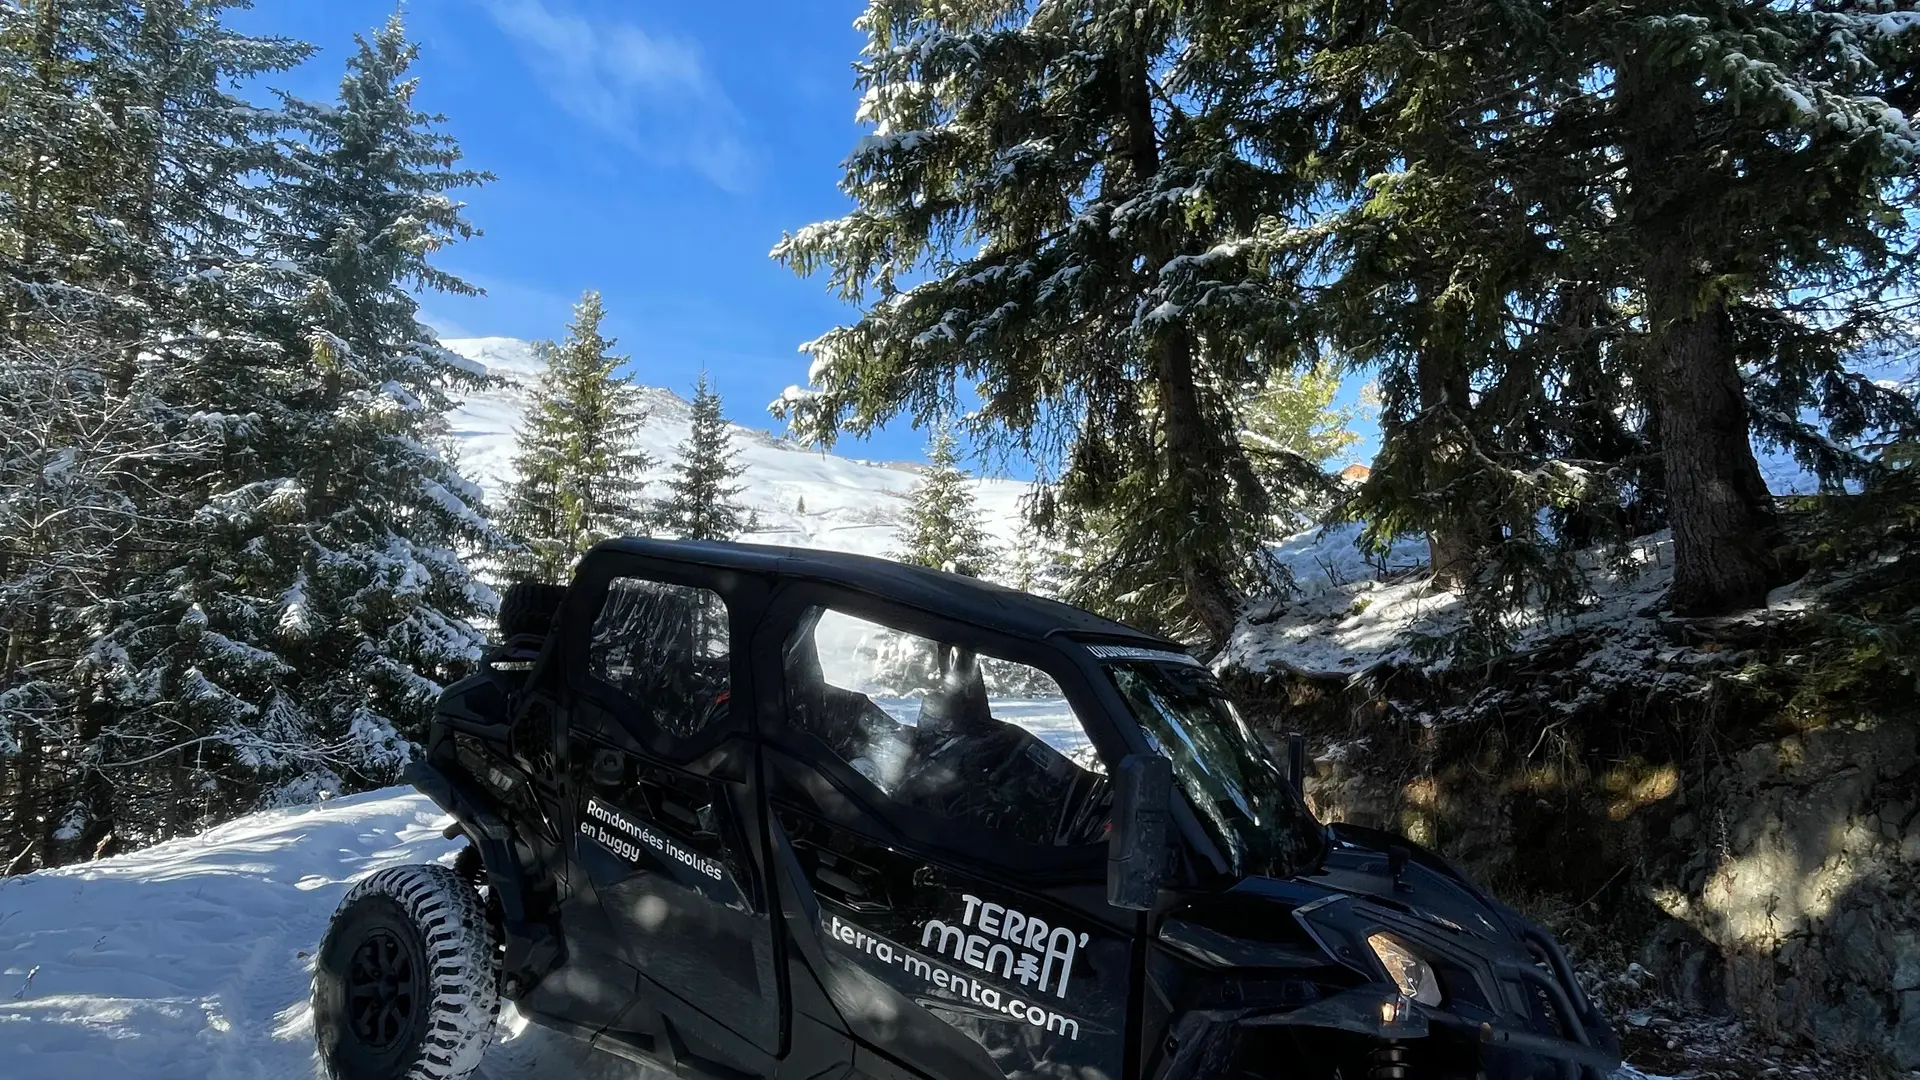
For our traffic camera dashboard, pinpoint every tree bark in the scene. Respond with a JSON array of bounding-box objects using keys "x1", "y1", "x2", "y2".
[
  {"x1": 8, "y1": 0, "x2": 61, "y2": 337},
  {"x1": 110, "y1": 0, "x2": 177, "y2": 398},
  {"x1": 1156, "y1": 327, "x2": 1244, "y2": 646},
  {"x1": 1417, "y1": 338, "x2": 1480, "y2": 591},
  {"x1": 1118, "y1": 25, "x2": 1247, "y2": 648},
  {"x1": 1645, "y1": 252, "x2": 1778, "y2": 614},
  {"x1": 1619, "y1": 64, "x2": 1781, "y2": 616}
]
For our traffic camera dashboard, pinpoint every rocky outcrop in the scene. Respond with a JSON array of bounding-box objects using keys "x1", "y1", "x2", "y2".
[{"x1": 1674, "y1": 722, "x2": 1920, "y2": 1068}]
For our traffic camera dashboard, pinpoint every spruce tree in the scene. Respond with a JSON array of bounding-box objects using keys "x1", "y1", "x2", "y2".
[
  {"x1": 1241, "y1": 367, "x2": 1361, "y2": 531},
  {"x1": 1233, "y1": 0, "x2": 1920, "y2": 620},
  {"x1": 0, "y1": 0, "x2": 313, "y2": 862},
  {"x1": 499, "y1": 290, "x2": 653, "y2": 582},
  {"x1": 97, "y1": 14, "x2": 500, "y2": 814},
  {"x1": 653, "y1": 373, "x2": 757, "y2": 542},
  {"x1": 775, "y1": 1, "x2": 1314, "y2": 647},
  {"x1": 1596, "y1": 7, "x2": 1920, "y2": 613},
  {"x1": 1242, "y1": 367, "x2": 1360, "y2": 471},
  {"x1": 1003, "y1": 518, "x2": 1072, "y2": 600},
  {"x1": 892, "y1": 427, "x2": 994, "y2": 577}
]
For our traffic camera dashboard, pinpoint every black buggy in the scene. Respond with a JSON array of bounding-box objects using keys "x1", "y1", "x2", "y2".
[{"x1": 311, "y1": 539, "x2": 1621, "y2": 1080}]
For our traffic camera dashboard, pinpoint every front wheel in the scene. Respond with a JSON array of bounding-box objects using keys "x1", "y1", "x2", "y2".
[{"x1": 313, "y1": 863, "x2": 501, "y2": 1080}]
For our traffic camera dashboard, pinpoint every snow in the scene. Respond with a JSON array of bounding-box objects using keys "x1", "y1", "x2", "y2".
[
  {"x1": 418, "y1": 477, "x2": 491, "y2": 534},
  {"x1": 438, "y1": 337, "x2": 1032, "y2": 562},
  {"x1": 0, "y1": 789, "x2": 671, "y2": 1080},
  {"x1": 1224, "y1": 526, "x2": 1682, "y2": 678}
]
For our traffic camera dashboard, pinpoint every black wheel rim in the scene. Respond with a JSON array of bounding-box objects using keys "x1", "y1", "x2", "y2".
[{"x1": 346, "y1": 928, "x2": 417, "y2": 1049}]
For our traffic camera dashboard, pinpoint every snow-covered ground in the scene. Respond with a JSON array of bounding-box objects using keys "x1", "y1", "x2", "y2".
[
  {"x1": 0, "y1": 789, "x2": 662, "y2": 1080},
  {"x1": 440, "y1": 337, "x2": 1030, "y2": 560},
  {"x1": 1223, "y1": 524, "x2": 1684, "y2": 678},
  {"x1": 1228, "y1": 509, "x2": 1823, "y2": 681}
]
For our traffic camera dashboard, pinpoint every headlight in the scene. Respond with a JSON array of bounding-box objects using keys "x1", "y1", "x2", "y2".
[{"x1": 1367, "y1": 932, "x2": 1442, "y2": 1006}]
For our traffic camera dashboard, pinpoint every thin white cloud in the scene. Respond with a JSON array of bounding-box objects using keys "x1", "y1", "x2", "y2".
[{"x1": 483, "y1": 0, "x2": 752, "y2": 190}]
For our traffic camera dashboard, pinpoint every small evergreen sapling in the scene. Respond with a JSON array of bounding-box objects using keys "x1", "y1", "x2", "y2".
[
  {"x1": 893, "y1": 427, "x2": 995, "y2": 578},
  {"x1": 652, "y1": 373, "x2": 758, "y2": 542}
]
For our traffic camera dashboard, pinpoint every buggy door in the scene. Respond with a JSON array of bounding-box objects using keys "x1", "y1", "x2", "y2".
[
  {"x1": 558, "y1": 556, "x2": 781, "y2": 1066},
  {"x1": 754, "y1": 588, "x2": 1136, "y2": 1080}
]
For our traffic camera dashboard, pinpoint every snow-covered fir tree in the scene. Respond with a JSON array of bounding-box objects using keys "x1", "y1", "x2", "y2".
[
  {"x1": 1002, "y1": 519, "x2": 1072, "y2": 601},
  {"x1": 776, "y1": 2, "x2": 1302, "y2": 647},
  {"x1": 94, "y1": 15, "x2": 500, "y2": 819},
  {"x1": 1289, "y1": 0, "x2": 1920, "y2": 615},
  {"x1": 892, "y1": 427, "x2": 994, "y2": 577},
  {"x1": 1, "y1": 0, "x2": 315, "y2": 863},
  {"x1": 499, "y1": 290, "x2": 653, "y2": 582},
  {"x1": 652, "y1": 373, "x2": 757, "y2": 542}
]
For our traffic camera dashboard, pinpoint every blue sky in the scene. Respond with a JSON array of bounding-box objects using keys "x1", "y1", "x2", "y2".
[
  {"x1": 231, "y1": 1, "x2": 899, "y2": 445},
  {"x1": 232, "y1": 0, "x2": 1378, "y2": 474}
]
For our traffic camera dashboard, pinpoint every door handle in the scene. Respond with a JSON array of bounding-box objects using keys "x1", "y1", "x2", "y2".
[
  {"x1": 811, "y1": 850, "x2": 890, "y2": 913},
  {"x1": 637, "y1": 778, "x2": 717, "y2": 836},
  {"x1": 816, "y1": 868, "x2": 890, "y2": 913}
]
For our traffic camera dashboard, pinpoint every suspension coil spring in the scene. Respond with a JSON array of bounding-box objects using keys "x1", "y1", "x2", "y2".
[{"x1": 1369, "y1": 1041, "x2": 1413, "y2": 1080}]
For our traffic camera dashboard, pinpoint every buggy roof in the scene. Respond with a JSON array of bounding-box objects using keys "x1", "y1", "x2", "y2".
[{"x1": 593, "y1": 538, "x2": 1180, "y2": 651}]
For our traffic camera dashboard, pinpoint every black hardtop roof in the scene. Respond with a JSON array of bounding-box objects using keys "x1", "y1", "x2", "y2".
[{"x1": 592, "y1": 537, "x2": 1181, "y2": 651}]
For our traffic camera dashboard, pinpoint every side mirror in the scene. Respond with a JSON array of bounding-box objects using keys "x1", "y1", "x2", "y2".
[{"x1": 1107, "y1": 753, "x2": 1173, "y2": 911}]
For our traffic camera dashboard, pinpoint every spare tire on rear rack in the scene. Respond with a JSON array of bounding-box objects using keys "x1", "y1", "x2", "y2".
[{"x1": 497, "y1": 581, "x2": 566, "y2": 642}]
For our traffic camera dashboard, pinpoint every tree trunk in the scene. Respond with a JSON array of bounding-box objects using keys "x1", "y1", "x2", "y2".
[
  {"x1": 1645, "y1": 252, "x2": 1778, "y2": 614},
  {"x1": 1418, "y1": 340, "x2": 1479, "y2": 590},
  {"x1": 9, "y1": 0, "x2": 61, "y2": 336},
  {"x1": 1619, "y1": 64, "x2": 1781, "y2": 616},
  {"x1": 1156, "y1": 328, "x2": 1244, "y2": 647},
  {"x1": 113, "y1": 4, "x2": 172, "y2": 396},
  {"x1": 1121, "y1": 25, "x2": 1245, "y2": 648}
]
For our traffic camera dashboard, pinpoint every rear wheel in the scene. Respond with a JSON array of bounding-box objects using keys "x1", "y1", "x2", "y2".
[{"x1": 313, "y1": 864, "x2": 500, "y2": 1080}]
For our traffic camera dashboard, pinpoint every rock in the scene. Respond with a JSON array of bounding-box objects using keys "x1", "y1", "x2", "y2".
[
  {"x1": 1811, "y1": 987, "x2": 1886, "y2": 1053},
  {"x1": 1744, "y1": 742, "x2": 1786, "y2": 780},
  {"x1": 1841, "y1": 818, "x2": 1880, "y2": 855},
  {"x1": 1895, "y1": 934, "x2": 1920, "y2": 991},
  {"x1": 1896, "y1": 991, "x2": 1920, "y2": 1071},
  {"x1": 1902, "y1": 832, "x2": 1920, "y2": 864},
  {"x1": 1827, "y1": 908, "x2": 1891, "y2": 986},
  {"x1": 1641, "y1": 920, "x2": 1728, "y2": 1014},
  {"x1": 1671, "y1": 813, "x2": 1697, "y2": 840}
]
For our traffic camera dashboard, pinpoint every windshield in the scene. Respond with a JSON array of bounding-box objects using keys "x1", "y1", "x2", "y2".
[{"x1": 1100, "y1": 654, "x2": 1326, "y2": 879}]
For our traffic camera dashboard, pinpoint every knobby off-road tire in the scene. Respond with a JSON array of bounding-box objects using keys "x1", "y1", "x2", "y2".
[
  {"x1": 313, "y1": 864, "x2": 501, "y2": 1080},
  {"x1": 497, "y1": 581, "x2": 566, "y2": 641}
]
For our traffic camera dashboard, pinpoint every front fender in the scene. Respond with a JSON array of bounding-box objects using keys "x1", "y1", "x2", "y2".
[{"x1": 404, "y1": 760, "x2": 564, "y2": 996}]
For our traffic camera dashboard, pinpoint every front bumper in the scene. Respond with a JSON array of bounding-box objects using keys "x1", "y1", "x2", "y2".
[{"x1": 1290, "y1": 894, "x2": 1621, "y2": 1079}]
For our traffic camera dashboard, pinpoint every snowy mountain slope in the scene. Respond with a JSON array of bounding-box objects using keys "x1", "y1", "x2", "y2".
[
  {"x1": 439, "y1": 337, "x2": 1031, "y2": 561},
  {"x1": 0, "y1": 789, "x2": 664, "y2": 1080}
]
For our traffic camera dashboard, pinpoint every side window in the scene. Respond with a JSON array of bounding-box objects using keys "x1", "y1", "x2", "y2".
[
  {"x1": 782, "y1": 607, "x2": 1109, "y2": 847},
  {"x1": 589, "y1": 578, "x2": 732, "y2": 739}
]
